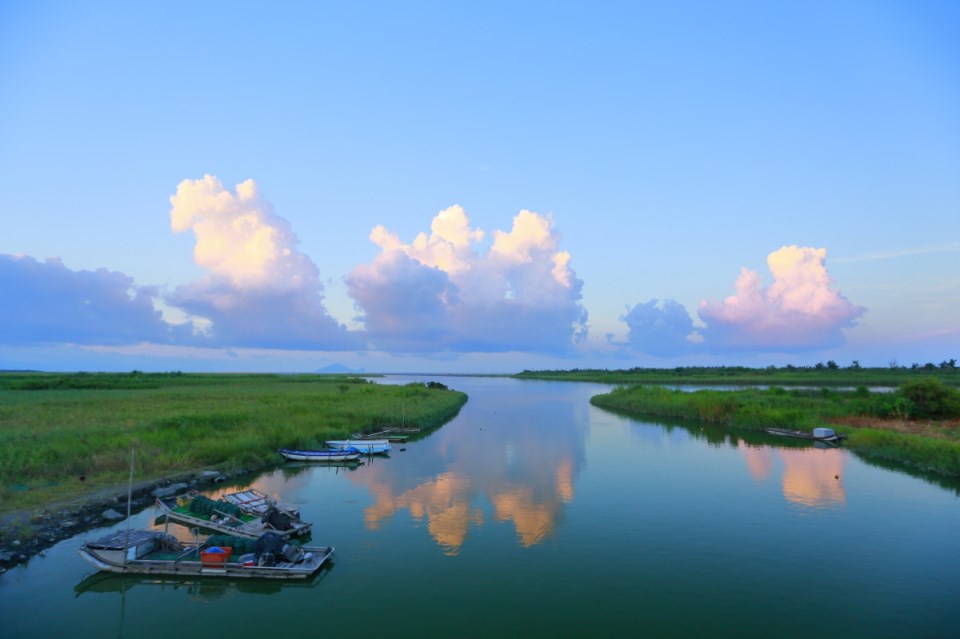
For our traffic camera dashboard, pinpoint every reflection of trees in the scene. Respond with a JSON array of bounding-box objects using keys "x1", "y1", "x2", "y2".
[{"x1": 741, "y1": 443, "x2": 845, "y2": 508}]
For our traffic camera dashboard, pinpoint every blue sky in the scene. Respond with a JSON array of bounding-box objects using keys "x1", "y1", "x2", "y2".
[{"x1": 1, "y1": 1, "x2": 958, "y2": 373}]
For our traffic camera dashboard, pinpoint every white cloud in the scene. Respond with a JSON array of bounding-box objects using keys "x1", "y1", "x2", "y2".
[
  {"x1": 346, "y1": 206, "x2": 587, "y2": 353},
  {"x1": 167, "y1": 176, "x2": 361, "y2": 349}
]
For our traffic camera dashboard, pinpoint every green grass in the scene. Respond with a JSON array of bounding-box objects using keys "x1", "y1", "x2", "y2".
[
  {"x1": 0, "y1": 373, "x2": 467, "y2": 513},
  {"x1": 590, "y1": 384, "x2": 960, "y2": 477},
  {"x1": 515, "y1": 364, "x2": 960, "y2": 387}
]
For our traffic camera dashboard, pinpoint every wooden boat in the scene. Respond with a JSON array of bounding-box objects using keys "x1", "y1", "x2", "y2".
[
  {"x1": 326, "y1": 439, "x2": 391, "y2": 454},
  {"x1": 78, "y1": 529, "x2": 333, "y2": 580},
  {"x1": 351, "y1": 431, "x2": 410, "y2": 442},
  {"x1": 279, "y1": 448, "x2": 362, "y2": 462},
  {"x1": 223, "y1": 488, "x2": 300, "y2": 518},
  {"x1": 764, "y1": 427, "x2": 845, "y2": 443},
  {"x1": 155, "y1": 494, "x2": 312, "y2": 539}
]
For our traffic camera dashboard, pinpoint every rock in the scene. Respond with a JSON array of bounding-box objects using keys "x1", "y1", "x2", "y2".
[
  {"x1": 60, "y1": 520, "x2": 79, "y2": 529},
  {"x1": 0, "y1": 552, "x2": 14, "y2": 563},
  {"x1": 200, "y1": 470, "x2": 221, "y2": 479},
  {"x1": 11, "y1": 540, "x2": 21, "y2": 547},
  {"x1": 102, "y1": 509, "x2": 126, "y2": 522},
  {"x1": 152, "y1": 482, "x2": 189, "y2": 498}
]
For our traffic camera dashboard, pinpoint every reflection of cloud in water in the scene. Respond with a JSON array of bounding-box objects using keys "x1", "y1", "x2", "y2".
[
  {"x1": 363, "y1": 471, "x2": 484, "y2": 556},
  {"x1": 741, "y1": 442, "x2": 845, "y2": 508},
  {"x1": 491, "y1": 485, "x2": 558, "y2": 547}
]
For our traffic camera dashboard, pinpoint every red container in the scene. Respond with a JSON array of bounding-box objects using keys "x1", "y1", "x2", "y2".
[{"x1": 200, "y1": 546, "x2": 233, "y2": 565}]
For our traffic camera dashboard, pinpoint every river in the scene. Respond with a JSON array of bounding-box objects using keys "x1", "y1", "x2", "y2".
[{"x1": 2, "y1": 376, "x2": 958, "y2": 638}]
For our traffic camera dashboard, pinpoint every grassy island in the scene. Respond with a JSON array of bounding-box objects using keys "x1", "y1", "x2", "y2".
[
  {"x1": 0, "y1": 372, "x2": 467, "y2": 515},
  {"x1": 587, "y1": 375, "x2": 960, "y2": 477}
]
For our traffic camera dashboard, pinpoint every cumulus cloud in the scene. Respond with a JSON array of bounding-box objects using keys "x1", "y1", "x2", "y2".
[
  {"x1": 167, "y1": 175, "x2": 361, "y2": 349},
  {"x1": 698, "y1": 245, "x2": 865, "y2": 351},
  {"x1": 621, "y1": 299, "x2": 700, "y2": 356},
  {"x1": 346, "y1": 206, "x2": 587, "y2": 353},
  {"x1": 0, "y1": 254, "x2": 175, "y2": 345}
]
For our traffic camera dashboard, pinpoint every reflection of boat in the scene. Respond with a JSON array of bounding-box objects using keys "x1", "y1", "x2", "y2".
[
  {"x1": 156, "y1": 494, "x2": 312, "y2": 539},
  {"x1": 78, "y1": 529, "x2": 333, "y2": 580},
  {"x1": 74, "y1": 562, "x2": 333, "y2": 598},
  {"x1": 764, "y1": 427, "x2": 845, "y2": 444},
  {"x1": 326, "y1": 439, "x2": 391, "y2": 454},
  {"x1": 279, "y1": 448, "x2": 362, "y2": 462},
  {"x1": 223, "y1": 488, "x2": 300, "y2": 518}
]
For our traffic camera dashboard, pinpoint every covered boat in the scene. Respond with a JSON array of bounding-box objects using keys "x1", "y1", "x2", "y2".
[
  {"x1": 325, "y1": 439, "x2": 391, "y2": 454},
  {"x1": 279, "y1": 448, "x2": 362, "y2": 462},
  {"x1": 78, "y1": 529, "x2": 333, "y2": 579},
  {"x1": 156, "y1": 493, "x2": 312, "y2": 539},
  {"x1": 223, "y1": 488, "x2": 301, "y2": 518}
]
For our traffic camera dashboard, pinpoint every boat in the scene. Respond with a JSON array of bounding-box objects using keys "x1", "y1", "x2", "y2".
[
  {"x1": 279, "y1": 448, "x2": 362, "y2": 462},
  {"x1": 155, "y1": 493, "x2": 312, "y2": 539},
  {"x1": 763, "y1": 427, "x2": 845, "y2": 443},
  {"x1": 325, "y1": 439, "x2": 391, "y2": 454},
  {"x1": 222, "y1": 488, "x2": 300, "y2": 518},
  {"x1": 78, "y1": 529, "x2": 333, "y2": 580},
  {"x1": 351, "y1": 431, "x2": 410, "y2": 442}
]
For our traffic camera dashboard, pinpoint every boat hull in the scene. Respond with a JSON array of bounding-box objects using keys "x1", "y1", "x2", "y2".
[
  {"x1": 279, "y1": 448, "x2": 362, "y2": 462},
  {"x1": 78, "y1": 544, "x2": 333, "y2": 580},
  {"x1": 325, "y1": 440, "x2": 391, "y2": 454}
]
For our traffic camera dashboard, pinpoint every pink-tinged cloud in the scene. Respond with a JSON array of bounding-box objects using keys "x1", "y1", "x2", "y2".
[
  {"x1": 346, "y1": 206, "x2": 587, "y2": 353},
  {"x1": 167, "y1": 176, "x2": 361, "y2": 349},
  {"x1": 698, "y1": 246, "x2": 865, "y2": 351},
  {"x1": 0, "y1": 254, "x2": 176, "y2": 345}
]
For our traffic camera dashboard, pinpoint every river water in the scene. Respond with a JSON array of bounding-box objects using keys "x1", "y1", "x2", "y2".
[{"x1": 2, "y1": 376, "x2": 958, "y2": 638}]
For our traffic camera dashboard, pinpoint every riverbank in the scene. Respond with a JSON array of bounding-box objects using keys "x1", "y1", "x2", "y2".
[
  {"x1": 0, "y1": 372, "x2": 468, "y2": 569},
  {"x1": 590, "y1": 384, "x2": 960, "y2": 477}
]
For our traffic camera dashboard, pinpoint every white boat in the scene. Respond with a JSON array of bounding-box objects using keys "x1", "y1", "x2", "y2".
[
  {"x1": 325, "y1": 439, "x2": 391, "y2": 454},
  {"x1": 78, "y1": 529, "x2": 333, "y2": 580},
  {"x1": 279, "y1": 448, "x2": 362, "y2": 462}
]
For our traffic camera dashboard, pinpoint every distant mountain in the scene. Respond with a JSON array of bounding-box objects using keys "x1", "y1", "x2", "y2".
[{"x1": 315, "y1": 363, "x2": 364, "y2": 374}]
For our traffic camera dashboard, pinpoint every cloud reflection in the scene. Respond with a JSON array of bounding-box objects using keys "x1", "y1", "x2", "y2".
[{"x1": 741, "y1": 442, "x2": 845, "y2": 508}]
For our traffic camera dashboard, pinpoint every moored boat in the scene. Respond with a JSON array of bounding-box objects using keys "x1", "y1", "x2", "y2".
[
  {"x1": 763, "y1": 427, "x2": 845, "y2": 443},
  {"x1": 325, "y1": 439, "x2": 391, "y2": 454},
  {"x1": 78, "y1": 529, "x2": 333, "y2": 580},
  {"x1": 279, "y1": 448, "x2": 362, "y2": 462},
  {"x1": 223, "y1": 488, "x2": 300, "y2": 518},
  {"x1": 156, "y1": 493, "x2": 312, "y2": 539}
]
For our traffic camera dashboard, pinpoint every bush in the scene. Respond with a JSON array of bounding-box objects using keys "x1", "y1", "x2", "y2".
[{"x1": 898, "y1": 377, "x2": 960, "y2": 419}]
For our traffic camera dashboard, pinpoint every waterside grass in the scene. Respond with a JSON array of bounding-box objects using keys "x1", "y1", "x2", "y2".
[
  {"x1": 0, "y1": 373, "x2": 467, "y2": 514},
  {"x1": 590, "y1": 385, "x2": 960, "y2": 477}
]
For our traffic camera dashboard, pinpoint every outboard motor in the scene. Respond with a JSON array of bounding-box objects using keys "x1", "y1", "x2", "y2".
[{"x1": 261, "y1": 506, "x2": 294, "y2": 531}]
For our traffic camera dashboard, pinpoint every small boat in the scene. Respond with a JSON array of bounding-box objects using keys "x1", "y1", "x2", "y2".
[
  {"x1": 279, "y1": 448, "x2": 362, "y2": 462},
  {"x1": 351, "y1": 431, "x2": 410, "y2": 442},
  {"x1": 764, "y1": 427, "x2": 845, "y2": 443},
  {"x1": 325, "y1": 439, "x2": 391, "y2": 455},
  {"x1": 78, "y1": 529, "x2": 333, "y2": 580},
  {"x1": 156, "y1": 493, "x2": 312, "y2": 539},
  {"x1": 223, "y1": 488, "x2": 300, "y2": 518}
]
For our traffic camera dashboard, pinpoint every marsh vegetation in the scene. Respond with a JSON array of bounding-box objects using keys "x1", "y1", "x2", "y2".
[{"x1": 0, "y1": 372, "x2": 467, "y2": 513}]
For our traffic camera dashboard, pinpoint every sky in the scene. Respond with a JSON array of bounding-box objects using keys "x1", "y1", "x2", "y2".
[{"x1": 1, "y1": 0, "x2": 958, "y2": 373}]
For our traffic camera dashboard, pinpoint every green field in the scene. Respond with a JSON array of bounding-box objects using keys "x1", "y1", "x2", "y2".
[{"x1": 0, "y1": 372, "x2": 467, "y2": 513}]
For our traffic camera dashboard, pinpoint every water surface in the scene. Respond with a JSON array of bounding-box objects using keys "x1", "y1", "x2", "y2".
[{"x1": 2, "y1": 376, "x2": 958, "y2": 638}]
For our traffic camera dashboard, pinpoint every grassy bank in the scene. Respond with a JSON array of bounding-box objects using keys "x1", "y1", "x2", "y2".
[
  {"x1": 0, "y1": 372, "x2": 467, "y2": 514},
  {"x1": 590, "y1": 383, "x2": 960, "y2": 476},
  {"x1": 516, "y1": 364, "x2": 960, "y2": 387}
]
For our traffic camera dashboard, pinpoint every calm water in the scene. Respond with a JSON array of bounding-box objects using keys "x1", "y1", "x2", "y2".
[{"x1": 3, "y1": 377, "x2": 959, "y2": 638}]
